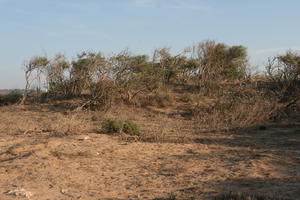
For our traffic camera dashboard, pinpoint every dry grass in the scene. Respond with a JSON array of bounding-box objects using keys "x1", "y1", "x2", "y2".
[
  {"x1": 0, "y1": 105, "x2": 95, "y2": 137},
  {"x1": 194, "y1": 96, "x2": 275, "y2": 133}
]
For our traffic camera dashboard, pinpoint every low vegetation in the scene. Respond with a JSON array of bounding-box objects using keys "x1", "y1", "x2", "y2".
[
  {"x1": 0, "y1": 91, "x2": 22, "y2": 106},
  {"x1": 215, "y1": 193, "x2": 289, "y2": 200},
  {"x1": 101, "y1": 118, "x2": 140, "y2": 136}
]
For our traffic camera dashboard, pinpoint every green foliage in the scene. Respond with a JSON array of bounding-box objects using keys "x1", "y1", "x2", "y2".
[
  {"x1": 101, "y1": 118, "x2": 140, "y2": 136},
  {"x1": 47, "y1": 53, "x2": 70, "y2": 97},
  {"x1": 113, "y1": 51, "x2": 162, "y2": 102},
  {"x1": 22, "y1": 40, "x2": 252, "y2": 107},
  {"x1": 28, "y1": 56, "x2": 49, "y2": 70},
  {"x1": 123, "y1": 121, "x2": 140, "y2": 136},
  {"x1": 101, "y1": 118, "x2": 123, "y2": 134},
  {"x1": 225, "y1": 45, "x2": 248, "y2": 78}
]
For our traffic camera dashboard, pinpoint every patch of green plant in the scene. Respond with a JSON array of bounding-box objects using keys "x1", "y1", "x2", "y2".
[
  {"x1": 101, "y1": 118, "x2": 123, "y2": 134},
  {"x1": 101, "y1": 118, "x2": 140, "y2": 136},
  {"x1": 123, "y1": 121, "x2": 140, "y2": 136}
]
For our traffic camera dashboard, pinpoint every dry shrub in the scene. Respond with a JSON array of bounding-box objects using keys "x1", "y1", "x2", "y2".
[
  {"x1": 0, "y1": 106, "x2": 94, "y2": 137},
  {"x1": 42, "y1": 112, "x2": 94, "y2": 136},
  {"x1": 78, "y1": 80, "x2": 115, "y2": 111},
  {"x1": 264, "y1": 51, "x2": 300, "y2": 118},
  {"x1": 138, "y1": 92, "x2": 173, "y2": 108},
  {"x1": 194, "y1": 94, "x2": 275, "y2": 133},
  {"x1": 266, "y1": 51, "x2": 300, "y2": 102},
  {"x1": 0, "y1": 92, "x2": 22, "y2": 106},
  {"x1": 178, "y1": 93, "x2": 193, "y2": 103},
  {"x1": 215, "y1": 193, "x2": 288, "y2": 200}
]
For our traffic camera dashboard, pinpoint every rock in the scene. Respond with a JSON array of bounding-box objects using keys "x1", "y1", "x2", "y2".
[
  {"x1": 79, "y1": 136, "x2": 91, "y2": 141},
  {"x1": 6, "y1": 188, "x2": 33, "y2": 199}
]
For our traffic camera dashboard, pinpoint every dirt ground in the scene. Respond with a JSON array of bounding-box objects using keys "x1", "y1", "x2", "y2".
[{"x1": 0, "y1": 104, "x2": 299, "y2": 200}]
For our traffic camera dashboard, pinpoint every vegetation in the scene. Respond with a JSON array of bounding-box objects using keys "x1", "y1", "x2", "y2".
[
  {"x1": 154, "y1": 193, "x2": 287, "y2": 200},
  {"x1": 2, "y1": 39, "x2": 299, "y2": 134},
  {"x1": 101, "y1": 118, "x2": 140, "y2": 136},
  {"x1": 17, "y1": 40, "x2": 251, "y2": 106},
  {"x1": 1, "y1": 41, "x2": 299, "y2": 200},
  {"x1": 101, "y1": 118, "x2": 124, "y2": 134},
  {"x1": 122, "y1": 121, "x2": 140, "y2": 136},
  {"x1": 0, "y1": 91, "x2": 23, "y2": 105},
  {"x1": 215, "y1": 193, "x2": 289, "y2": 200}
]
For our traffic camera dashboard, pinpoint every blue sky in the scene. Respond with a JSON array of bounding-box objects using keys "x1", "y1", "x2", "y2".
[{"x1": 1, "y1": 0, "x2": 300, "y2": 89}]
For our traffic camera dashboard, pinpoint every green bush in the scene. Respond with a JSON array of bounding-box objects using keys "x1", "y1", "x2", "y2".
[
  {"x1": 101, "y1": 118, "x2": 123, "y2": 134},
  {"x1": 101, "y1": 118, "x2": 140, "y2": 136},
  {"x1": 123, "y1": 121, "x2": 140, "y2": 136}
]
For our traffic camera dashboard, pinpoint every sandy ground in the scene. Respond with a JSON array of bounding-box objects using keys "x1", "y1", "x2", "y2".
[{"x1": 0, "y1": 105, "x2": 300, "y2": 200}]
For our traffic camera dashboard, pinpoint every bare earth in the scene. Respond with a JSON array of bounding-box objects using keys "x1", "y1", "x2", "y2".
[{"x1": 0, "y1": 104, "x2": 299, "y2": 200}]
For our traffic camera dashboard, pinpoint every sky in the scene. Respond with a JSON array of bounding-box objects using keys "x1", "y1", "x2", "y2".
[{"x1": 0, "y1": 0, "x2": 300, "y2": 89}]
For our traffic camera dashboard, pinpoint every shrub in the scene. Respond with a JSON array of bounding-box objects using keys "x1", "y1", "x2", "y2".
[
  {"x1": 123, "y1": 121, "x2": 140, "y2": 136},
  {"x1": 266, "y1": 51, "x2": 300, "y2": 111},
  {"x1": 0, "y1": 92, "x2": 23, "y2": 106},
  {"x1": 101, "y1": 118, "x2": 123, "y2": 134},
  {"x1": 101, "y1": 118, "x2": 140, "y2": 136},
  {"x1": 140, "y1": 92, "x2": 173, "y2": 108},
  {"x1": 194, "y1": 91, "x2": 275, "y2": 133}
]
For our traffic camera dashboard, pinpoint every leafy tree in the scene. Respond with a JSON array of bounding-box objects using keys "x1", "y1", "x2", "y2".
[
  {"x1": 46, "y1": 53, "x2": 70, "y2": 97},
  {"x1": 21, "y1": 56, "x2": 49, "y2": 104},
  {"x1": 186, "y1": 40, "x2": 248, "y2": 92},
  {"x1": 112, "y1": 51, "x2": 161, "y2": 102}
]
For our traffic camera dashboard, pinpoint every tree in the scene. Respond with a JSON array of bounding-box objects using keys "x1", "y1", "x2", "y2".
[
  {"x1": 46, "y1": 53, "x2": 70, "y2": 97},
  {"x1": 112, "y1": 50, "x2": 161, "y2": 102},
  {"x1": 186, "y1": 40, "x2": 248, "y2": 91},
  {"x1": 152, "y1": 48, "x2": 185, "y2": 85},
  {"x1": 266, "y1": 51, "x2": 300, "y2": 104},
  {"x1": 21, "y1": 56, "x2": 49, "y2": 104}
]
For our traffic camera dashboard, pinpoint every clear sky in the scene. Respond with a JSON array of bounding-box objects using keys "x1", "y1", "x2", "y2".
[{"x1": 1, "y1": 0, "x2": 300, "y2": 89}]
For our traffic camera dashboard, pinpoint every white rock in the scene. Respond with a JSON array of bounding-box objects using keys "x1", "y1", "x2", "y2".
[
  {"x1": 78, "y1": 136, "x2": 91, "y2": 141},
  {"x1": 6, "y1": 188, "x2": 33, "y2": 199}
]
